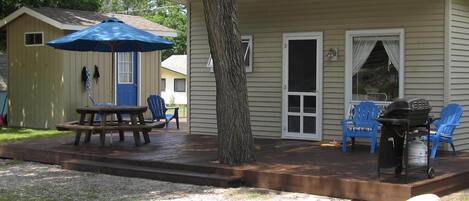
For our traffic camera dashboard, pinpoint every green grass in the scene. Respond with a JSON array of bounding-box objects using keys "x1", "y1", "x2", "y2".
[{"x1": 0, "y1": 128, "x2": 71, "y2": 143}]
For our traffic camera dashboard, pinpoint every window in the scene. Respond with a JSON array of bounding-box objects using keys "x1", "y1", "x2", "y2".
[
  {"x1": 161, "y1": 78, "x2": 166, "y2": 91},
  {"x1": 207, "y1": 35, "x2": 253, "y2": 72},
  {"x1": 353, "y1": 40, "x2": 399, "y2": 101},
  {"x1": 117, "y1": 52, "x2": 134, "y2": 84},
  {"x1": 24, "y1": 32, "x2": 43, "y2": 46},
  {"x1": 345, "y1": 29, "x2": 404, "y2": 108},
  {"x1": 242, "y1": 35, "x2": 253, "y2": 72},
  {"x1": 174, "y1": 78, "x2": 186, "y2": 92}
]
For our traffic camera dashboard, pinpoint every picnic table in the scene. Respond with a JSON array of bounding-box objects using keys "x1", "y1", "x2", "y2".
[{"x1": 57, "y1": 106, "x2": 163, "y2": 146}]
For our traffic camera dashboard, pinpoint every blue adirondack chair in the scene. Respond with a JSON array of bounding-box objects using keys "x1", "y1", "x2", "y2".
[
  {"x1": 422, "y1": 103, "x2": 463, "y2": 158},
  {"x1": 147, "y1": 95, "x2": 179, "y2": 129},
  {"x1": 341, "y1": 101, "x2": 381, "y2": 153},
  {"x1": 88, "y1": 95, "x2": 113, "y2": 121}
]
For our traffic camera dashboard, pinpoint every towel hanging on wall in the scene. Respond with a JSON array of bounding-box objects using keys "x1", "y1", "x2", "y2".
[
  {"x1": 81, "y1": 66, "x2": 91, "y2": 90},
  {"x1": 93, "y1": 65, "x2": 100, "y2": 80}
]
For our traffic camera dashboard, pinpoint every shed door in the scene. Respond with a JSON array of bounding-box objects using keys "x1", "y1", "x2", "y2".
[
  {"x1": 282, "y1": 33, "x2": 323, "y2": 141},
  {"x1": 116, "y1": 52, "x2": 138, "y2": 106}
]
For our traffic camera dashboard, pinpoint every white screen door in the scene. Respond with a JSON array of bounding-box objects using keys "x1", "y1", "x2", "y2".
[{"x1": 282, "y1": 32, "x2": 323, "y2": 141}]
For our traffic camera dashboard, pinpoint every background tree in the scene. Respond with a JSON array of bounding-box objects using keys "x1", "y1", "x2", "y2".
[
  {"x1": 146, "y1": 1, "x2": 186, "y2": 60},
  {"x1": 201, "y1": 0, "x2": 255, "y2": 164},
  {"x1": 100, "y1": 0, "x2": 151, "y2": 15},
  {"x1": 100, "y1": 0, "x2": 186, "y2": 60}
]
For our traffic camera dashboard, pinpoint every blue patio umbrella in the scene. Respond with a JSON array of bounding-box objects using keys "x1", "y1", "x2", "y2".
[{"x1": 48, "y1": 18, "x2": 173, "y2": 102}]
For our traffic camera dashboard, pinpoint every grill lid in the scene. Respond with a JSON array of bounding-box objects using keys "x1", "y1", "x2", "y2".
[
  {"x1": 382, "y1": 97, "x2": 432, "y2": 126},
  {"x1": 385, "y1": 97, "x2": 431, "y2": 112}
]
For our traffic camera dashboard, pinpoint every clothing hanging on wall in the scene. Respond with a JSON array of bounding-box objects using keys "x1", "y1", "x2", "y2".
[
  {"x1": 81, "y1": 66, "x2": 91, "y2": 91},
  {"x1": 93, "y1": 65, "x2": 100, "y2": 80}
]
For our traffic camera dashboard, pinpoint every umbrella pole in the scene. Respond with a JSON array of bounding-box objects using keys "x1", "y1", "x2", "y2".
[{"x1": 111, "y1": 50, "x2": 115, "y2": 105}]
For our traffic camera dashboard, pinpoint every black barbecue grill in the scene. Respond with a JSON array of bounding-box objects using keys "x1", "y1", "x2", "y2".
[{"x1": 377, "y1": 97, "x2": 435, "y2": 181}]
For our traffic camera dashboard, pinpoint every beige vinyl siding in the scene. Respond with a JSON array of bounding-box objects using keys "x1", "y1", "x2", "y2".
[
  {"x1": 7, "y1": 14, "x2": 65, "y2": 128},
  {"x1": 140, "y1": 51, "x2": 161, "y2": 118},
  {"x1": 62, "y1": 51, "x2": 114, "y2": 122},
  {"x1": 6, "y1": 14, "x2": 162, "y2": 128},
  {"x1": 62, "y1": 51, "x2": 161, "y2": 122},
  {"x1": 450, "y1": 0, "x2": 469, "y2": 151},
  {"x1": 189, "y1": 0, "x2": 446, "y2": 139}
]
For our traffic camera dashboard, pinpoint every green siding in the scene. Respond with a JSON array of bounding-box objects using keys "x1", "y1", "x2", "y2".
[
  {"x1": 450, "y1": 0, "x2": 469, "y2": 150},
  {"x1": 7, "y1": 14, "x2": 161, "y2": 128},
  {"x1": 7, "y1": 14, "x2": 65, "y2": 128},
  {"x1": 189, "y1": 0, "x2": 446, "y2": 139}
]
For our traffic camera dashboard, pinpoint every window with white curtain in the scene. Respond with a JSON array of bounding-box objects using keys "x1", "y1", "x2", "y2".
[
  {"x1": 118, "y1": 52, "x2": 133, "y2": 84},
  {"x1": 350, "y1": 35, "x2": 401, "y2": 102},
  {"x1": 207, "y1": 35, "x2": 253, "y2": 72}
]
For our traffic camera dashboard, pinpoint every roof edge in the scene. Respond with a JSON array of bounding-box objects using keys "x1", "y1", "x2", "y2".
[
  {"x1": 1, "y1": 7, "x2": 67, "y2": 30},
  {"x1": 1, "y1": 6, "x2": 177, "y2": 37},
  {"x1": 173, "y1": 0, "x2": 188, "y2": 5},
  {"x1": 161, "y1": 66, "x2": 187, "y2": 75}
]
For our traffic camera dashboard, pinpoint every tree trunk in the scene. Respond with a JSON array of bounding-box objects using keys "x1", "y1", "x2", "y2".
[{"x1": 201, "y1": 0, "x2": 255, "y2": 165}]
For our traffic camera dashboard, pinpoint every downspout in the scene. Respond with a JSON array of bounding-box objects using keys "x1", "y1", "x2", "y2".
[
  {"x1": 444, "y1": 0, "x2": 452, "y2": 105},
  {"x1": 443, "y1": 0, "x2": 452, "y2": 151}
]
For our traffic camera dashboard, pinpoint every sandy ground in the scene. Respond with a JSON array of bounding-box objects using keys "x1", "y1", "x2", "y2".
[
  {"x1": 0, "y1": 159, "x2": 347, "y2": 201},
  {"x1": 0, "y1": 159, "x2": 466, "y2": 201}
]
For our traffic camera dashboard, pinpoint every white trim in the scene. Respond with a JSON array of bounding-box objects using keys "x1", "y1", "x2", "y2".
[
  {"x1": 444, "y1": 0, "x2": 452, "y2": 105},
  {"x1": 1, "y1": 7, "x2": 177, "y2": 37},
  {"x1": 1, "y1": 7, "x2": 64, "y2": 30},
  {"x1": 24, "y1": 31, "x2": 44, "y2": 47},
  {"x1": 242, "y1": 35, "x2": 253, "y2": 72},
  {"x1": 114, "y1": 52, "x2": 118, "y2": 105},
  {"x1": 186, "y1": 2, "x2": 191, "y2": 133},
  {"x1": 115, "y1": 52, "x2": 140, "y2": 106},
  {"x1": 344, "y1": 28, "x2": 405, "y2": 115},
  {"x1": 282, "y1": 32, "x2": 323, "y2": 141},
  {"x1": 138, "y1": 52, "x2": 142, "y2": 106},
  {"x1": 147, "y1": 30, "x2": 177, "y2": 37}
]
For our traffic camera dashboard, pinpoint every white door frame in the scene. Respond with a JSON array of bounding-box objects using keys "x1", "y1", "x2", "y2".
[
  {"x1": 282, "y1": 32, "x2": 323, "y2": 141},
  {"x1": 114, "y1": 52, "x2": 142, "y2": 106},
  {"x1": 344, "y1": 28, "x2": 405, "y2": 115}
]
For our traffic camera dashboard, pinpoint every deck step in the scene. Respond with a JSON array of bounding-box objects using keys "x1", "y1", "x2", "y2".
[{"x1": 62, "y1": 159, "x2": 242, "y2": 187}]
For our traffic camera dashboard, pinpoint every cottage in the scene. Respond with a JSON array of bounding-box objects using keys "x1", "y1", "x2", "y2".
[
  {"x1": 161, "y1": 55, "x2": 187, "y2": 105},
  {"x1": 0, "y1": 7, "x2": 176, "y2": 128},
  {"x1": 185, "y1": 0, "x2": 469, "y2": 150}
]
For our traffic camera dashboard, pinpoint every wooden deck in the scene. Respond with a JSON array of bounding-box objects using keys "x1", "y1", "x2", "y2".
[{"x1": 1, "y1": 127, "x2": 468, "y2": 201}]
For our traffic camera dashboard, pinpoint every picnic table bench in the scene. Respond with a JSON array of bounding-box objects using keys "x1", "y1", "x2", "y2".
[{"x1": 56, "y1": 106, "x2": 164, "y2": 146}]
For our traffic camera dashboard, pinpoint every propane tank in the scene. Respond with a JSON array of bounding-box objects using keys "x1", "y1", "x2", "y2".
[{"x1": 408, "y1": 139, "x2": 428, "y2": 167}]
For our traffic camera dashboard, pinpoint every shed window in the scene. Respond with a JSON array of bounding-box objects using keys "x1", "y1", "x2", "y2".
[
  {"x1": 161, "y1": 78, "x2": 166, "y2": 92},
  {"x1": 207, "y1": 35, "x2": 253, "y2": 72},
  {"x1": 24, "y1": 32, "x2": 43, "y2": 46},
  {"x1": 174, "y1": 78, "x2": 186, "y2": 92}
]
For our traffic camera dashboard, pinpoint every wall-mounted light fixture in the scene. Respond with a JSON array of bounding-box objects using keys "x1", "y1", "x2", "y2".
[{"x1": 326, "y1": 48, "x2": 338, "y2": 61}]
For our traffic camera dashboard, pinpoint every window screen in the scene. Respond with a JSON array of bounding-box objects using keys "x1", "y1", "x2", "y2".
[
  {"x1": 207, "y1": 35, "x2": 253, "y2": 72},
  {"x1": 161, "y1": 78, "x2": 166, "y2": 91},
  {"x1": 174, "y1": 79, "x2": 186, "y2": 92},
  {"x1": 288, "y1": 39, "x2": 317, "y2": 92}
]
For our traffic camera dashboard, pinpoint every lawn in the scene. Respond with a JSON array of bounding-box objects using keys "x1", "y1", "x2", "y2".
[{"x1": 0, "y1": 128, "x2": 71, "y2": 142}]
